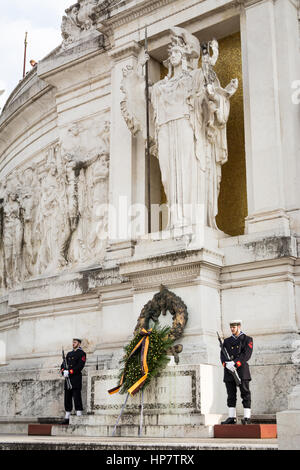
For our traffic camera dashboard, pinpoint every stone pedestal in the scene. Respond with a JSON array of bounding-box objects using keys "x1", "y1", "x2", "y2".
[
  {"x1": 51, "y1": 364, "x2": 226, "y2": 438},
  {"x1": 277, "y1": 384, "x2": 300, "y2": 450}
]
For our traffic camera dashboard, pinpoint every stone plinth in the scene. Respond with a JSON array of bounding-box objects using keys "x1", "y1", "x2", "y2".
[
  {"x1": 277, "y1": 384, "x2": 300, "y2": 450},
  {"x1": 52, "y1": 364, "x2": 226, "y2": 438},
  {"x1": 214, "y1": 424, "x2": 277, "y2": 439}
]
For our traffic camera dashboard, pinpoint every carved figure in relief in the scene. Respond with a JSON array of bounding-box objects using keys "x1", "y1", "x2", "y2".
[
  {"x1": 3, "y1": 190, "x2": 23, "y2": 287},
  {"x1": 19, "y1": 167, "x2": 37, "y2": 277},
  {"x1": 121, "y1": 27, "x2": 238, "y2": 230},
  {"x1": 66, "y1": 120, "x2": 110, "y2": 265},
  {"x1": 36, "y1": 159, "x2": 65, "y2": 272},
  {"x1": 0, "y1": 116, "x2": 110, "y2": 291}
]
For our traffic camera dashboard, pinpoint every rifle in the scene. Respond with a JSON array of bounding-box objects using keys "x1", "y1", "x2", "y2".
[
  {"x1": 217, "y1": 332, "x2": 241, "y2": 386},
  {"x1": 62, "y1": 348, "x2": 72, "y2": 390}
]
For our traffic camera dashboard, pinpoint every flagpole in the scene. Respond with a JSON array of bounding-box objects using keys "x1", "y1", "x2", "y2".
[
  {"x1": 23, "y1": 32, "x2": 28, "y2": 78},
  {"x1": 144, "y1": 26, "x2": 151, "y2": 234}
]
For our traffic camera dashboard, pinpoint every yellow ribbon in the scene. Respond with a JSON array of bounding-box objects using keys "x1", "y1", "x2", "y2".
[{"x1": 108, "y1": 328, "x2": 152, "y2": 396}]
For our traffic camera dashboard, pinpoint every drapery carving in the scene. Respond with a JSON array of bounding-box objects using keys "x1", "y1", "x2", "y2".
[{"x1": 121, "y1": 27, "x2": 238, "y2": 230}]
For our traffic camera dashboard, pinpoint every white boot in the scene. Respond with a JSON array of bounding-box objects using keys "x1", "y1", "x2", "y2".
[
  {"x1": 65, "y1": 411, "x2": 71, "y2": 419},
  {"x1": 76, "y1": 410, "x2": 82, "y2": 416}
]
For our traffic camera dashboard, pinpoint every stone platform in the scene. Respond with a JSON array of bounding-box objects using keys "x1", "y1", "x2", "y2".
[
  {"x1": 50, "y1": 414, "x2": 218, "y2": 438},
  {"x1": 0, "y1": 434, "x2": 278, "y2": 451},
  {"x1": 214, "y1": 424, "x2": 277, "y2": 439}
]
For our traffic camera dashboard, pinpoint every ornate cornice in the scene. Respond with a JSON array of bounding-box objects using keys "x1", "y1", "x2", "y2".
[
  {"x1": 119, "y1": 248, "x2": 223, "y2": 291},
  {"x1": 96, "y1": 0, "x2": 177, "y2": 30}
]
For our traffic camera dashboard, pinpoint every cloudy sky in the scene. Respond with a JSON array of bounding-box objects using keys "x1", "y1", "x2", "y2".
[{"x1": 0, "y1": 0, "x2": 72, "y2": 110}]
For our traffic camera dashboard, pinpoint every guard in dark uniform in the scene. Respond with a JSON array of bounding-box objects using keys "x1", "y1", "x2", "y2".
[
  {"x1": 220, "y1": 320, "x2": 253, "y2": 425},
  {"x1": 61, "y1": 338, "x2": 86, "y2": 424}
]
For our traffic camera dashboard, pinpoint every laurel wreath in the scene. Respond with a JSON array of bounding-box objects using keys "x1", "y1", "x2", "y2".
[{"x1": 118, "y1": 324, "x2": 175, "y2": 395}]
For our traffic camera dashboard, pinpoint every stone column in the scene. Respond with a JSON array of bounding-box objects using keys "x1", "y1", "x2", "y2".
[
  {"x1": 240, "y1": 0, "x2": 300, "y2": 236},
  {"x1": 106, "y1": 41, "x2": 143, "y2": 258}
]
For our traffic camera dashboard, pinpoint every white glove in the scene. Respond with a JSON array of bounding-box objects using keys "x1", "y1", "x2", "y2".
[
  {"x1": 63, "y1": 370, "x2": 69, "y2": 378},
  {"x1": 225, "y1": 361, "x2": 236, "y2": 371}
]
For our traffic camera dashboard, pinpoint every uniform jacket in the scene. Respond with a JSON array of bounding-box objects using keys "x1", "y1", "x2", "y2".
[
  {"x1": 220, "y1": 333, "x2": 253, "y2": 382},
  {"x1": 61, "y1": 347, "x2": 86, "y2": 389}
]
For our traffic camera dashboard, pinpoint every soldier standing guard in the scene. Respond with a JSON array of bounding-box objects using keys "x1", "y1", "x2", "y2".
[
  {"x1": 220, "y1": 320, "x2": 253, "y2": 425},
  {"x1": 61, "y1": 338, "x2": 86, "y2": 424}
]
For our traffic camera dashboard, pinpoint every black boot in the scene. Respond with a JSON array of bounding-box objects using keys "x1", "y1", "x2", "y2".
[
  {"x1": 241, "y1": 418, "x2": 251, "y2": 425},
  {"x1": 221, "y1": 417, "x2": 237, "y2": 425}
]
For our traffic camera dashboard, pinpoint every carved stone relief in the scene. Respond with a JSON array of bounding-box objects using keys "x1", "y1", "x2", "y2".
[
  {"x1": 61, "y1": 0, "x2": 100, "y2": 49},
  {"x1": 0, "y1": 118, "x2": 110, "y2": 293}
]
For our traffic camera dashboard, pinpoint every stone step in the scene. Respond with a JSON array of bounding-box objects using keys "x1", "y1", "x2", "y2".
[
  {"x1": 0, "y1": 435, "x2": 279, "y2": 451},
  {"x1": 38, "y1": 417, "x2": 67, "y2": 425},
  {"x1": 249, "y1": 415, "x2": 276, "y2": 424},
  {"x1": 51, "y1": 423, "x2": 213, "y2": 438},
  {"x1": 0, "y1": 417, "x2": 39, "y2": 435},
  {"x1": 67, "y1": 413, "x2": 222, "y2": 427}
]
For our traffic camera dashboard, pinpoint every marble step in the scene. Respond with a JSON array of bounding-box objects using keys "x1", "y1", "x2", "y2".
[
  {"x1": 0, "y1": 416, "x2": 39, "y2": 435},
  {"x1": 66, "y1": 413, "x2": 222, "y2": 427},
  {"x1": 0, "y1": 435, "x2": 278, "y2": 451},
  {"x1": 51, "y1": 423, "x2": 213, "y2": 438}
]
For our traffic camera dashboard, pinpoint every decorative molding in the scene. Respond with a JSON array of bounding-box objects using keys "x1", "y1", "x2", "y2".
[
  {"x1": 90, "y1": 368, "x2": 197, "y2": 412},
  {"x1": 0, "y1": 311, "x2": 19, "y2": 332},
  {"x1": 108, "y1": 41, "x2": 141, "y2": 62},
  {"x1": 221, "y1": 257, "x2": 297, "y2": 289},
  {"x1": 119, "y1": 249, "x2": 223, "y2": 291},
  {"x1": 96, "y1": 0, "x2": 177, "y2": 30},
  {"x1": 96, "y1": 0, "x2": 241, "y2": 41}
]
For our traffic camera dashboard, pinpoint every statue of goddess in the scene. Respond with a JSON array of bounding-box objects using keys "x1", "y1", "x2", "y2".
[{"x1": 121, "y1": 27, "x2": 238, "y2": 231}]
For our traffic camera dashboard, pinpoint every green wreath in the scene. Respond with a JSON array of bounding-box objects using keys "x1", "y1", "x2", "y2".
[
  {"x1": 117, "y1": 324, "x2": 174, "y2": 395},
  {"x1": 108, "y1": 287, "x2": 188, "y2": 397}
]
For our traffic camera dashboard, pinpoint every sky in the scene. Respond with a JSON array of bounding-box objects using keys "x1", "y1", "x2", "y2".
[{"x1": 0, "y1": 0, "x2": 72, "y2": 111}]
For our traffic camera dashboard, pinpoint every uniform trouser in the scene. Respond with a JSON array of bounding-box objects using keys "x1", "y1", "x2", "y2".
[
  {"x1": 64, "y1": 388, "x2": 83, "y2": 412},
  {"x1": 225, "y1": 380, "x2": 251, "y2": 408}
]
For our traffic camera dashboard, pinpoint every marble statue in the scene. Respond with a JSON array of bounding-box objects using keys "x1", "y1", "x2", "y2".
[
  {"x1": 121, "y1": 27, "x2": 238, "y2": 230},
  {"x1": 61, "y1": 0, "x2": 99, "y2": 48}
]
